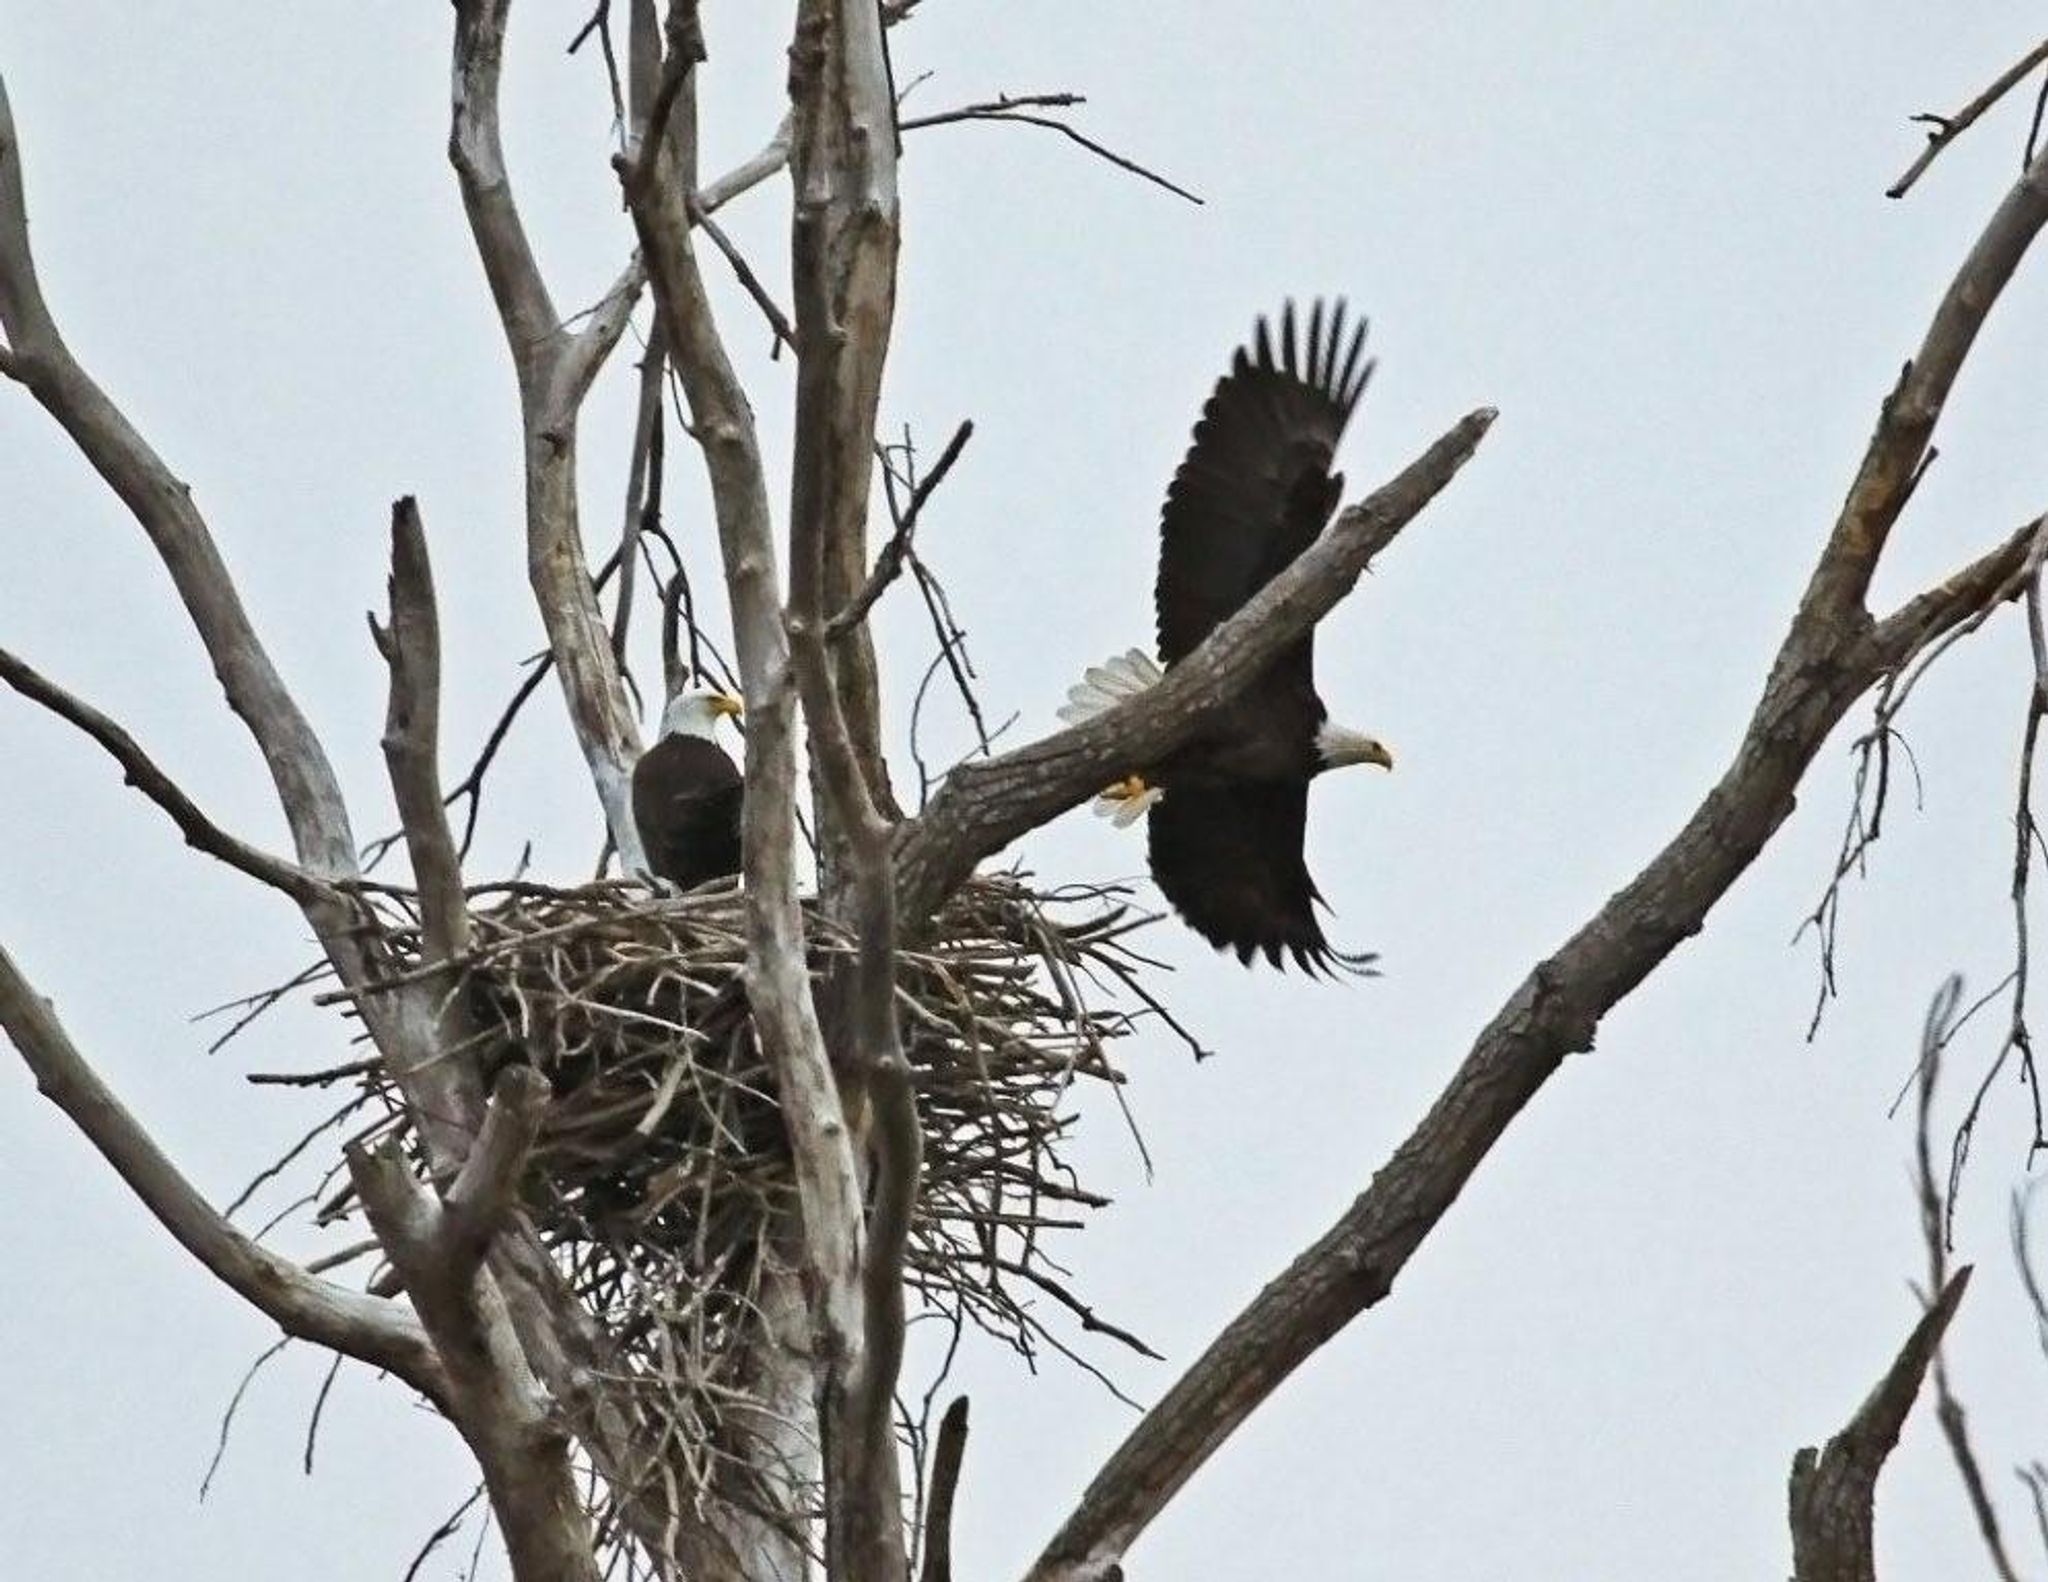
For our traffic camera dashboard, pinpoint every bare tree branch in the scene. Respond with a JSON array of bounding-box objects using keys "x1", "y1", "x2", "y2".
[
  {"x1": 611, "y1": 333, "x2": 665, "y2": 673},
  {"x1": 790, "y1": 0, "x2": 907, "y2": 832},
  {"x1": 558, "y1": 254, "x2": 649, "y2": 418},
  {"x1": 1909, "y1": 977, "x2": 2026, "y2": 1582},
  {"x1": 0, "y1": 65, "x2": 479, "y2": 1178},
  {"x1": 786, "y1": 2, "x2": 923, "y2": 1570},
  {"x1": 0, "y1": 71, "x2": 359, "y2": 879},
  {"x1": 897, "y1": 409, "x2": 1494, "y2": 929},
  {"x1": 449, "y1": 0, "x2": 648, "y2": 870},
  {"x1": 372, "y1": 498, "x2": 469, "y2": 964},
  {"x1": 1890, "y1": 37, "x2": 2048, "y2": 198},
  {"x1": 832, "y1": 418, "x2": 974, "y2": 638},
  {"x1": 918, "y1": 1395, "x2": 969, "y2": 1582},
  {"x1": 1024, "y1": 138, "x2": 2048, "y2": 1582},
  {"x1": 351, "y1": 1139, "x2": 601, "y2": 1582},
  {"x1": 1814, "y1": 145, "x2": 2048, "y2": 619},
  {"x1": 898, "y1": 95, "x2": 1200, "y2": 206},
  {"x1": 0, "y1": 943, "x2": 449, "y2": 1408},
  {"x1": 1788, "y1": 1268, "x2": 1973, "y2": 1582},
  {"x1": 699, "y1": 113, "x2": 794, "y2": 215},
  {"x1": 0, "y1": 647, "x2": 326, "y2": 904},
  {"x1": 444, "y1": 1065, "x2": 551, "y2": 1270},
  {"x1": 0, "y1": 84, "x2": 662, "y2": 1582}
]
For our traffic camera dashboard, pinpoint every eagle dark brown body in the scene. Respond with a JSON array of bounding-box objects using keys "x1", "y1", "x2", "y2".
[
  {"x1": 633, "y1": 732, "x2": 743, "y2": 890},
  {"x1": 1063, "y1": 301, "x2": 1390, "y2": 975}
]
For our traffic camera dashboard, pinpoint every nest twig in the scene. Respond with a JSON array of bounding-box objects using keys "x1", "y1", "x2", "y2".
[{"x1": 236, "y1": 869, "x2": 1165, "y2": 1538}]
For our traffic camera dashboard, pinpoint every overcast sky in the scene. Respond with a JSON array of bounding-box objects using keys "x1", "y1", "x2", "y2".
[{"x1": 7, "y1": 5, "x2": 2048, "y2": 1579}]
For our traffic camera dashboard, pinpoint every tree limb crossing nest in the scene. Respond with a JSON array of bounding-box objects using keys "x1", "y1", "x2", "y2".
[{"x1": 255, "y1": 870, "x2": 1167, "y2": 1525}]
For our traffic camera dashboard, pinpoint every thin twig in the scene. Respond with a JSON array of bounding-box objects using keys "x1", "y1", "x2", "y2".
[
  {"x1": 403, "y1": 1485, "x2": 488, "y2": 1582},
  {"x1": 899, "y1": 95, "x2": 1202, "y2": 206},
  {"x1": 833, "y1": 419, "x2": 974, "y2": 637},
  {"x1": 0, "y1": 648, "x2": 325, "y2": 903},
  {"x1": 200, "y1": 1337, "x2": 292, "y2": 1500},
  {"x1": 1911, "y1": 976, "x2": 2025, "y2": 1582},
  {"x1": 1891, "y1": 38, "x2": 2048, "y2": 198}
]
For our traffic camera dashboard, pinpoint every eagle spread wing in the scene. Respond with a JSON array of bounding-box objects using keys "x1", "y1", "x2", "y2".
[
  {"x1": 1144, "y1": 301, "x2": 1377, "y2": 976},
  {"x1": 1153, "y1": 299, "x2": 1372, "y2": 665},
  {"x1": 1147, "y1": 783, "x2": 1317, "y2": 969}
]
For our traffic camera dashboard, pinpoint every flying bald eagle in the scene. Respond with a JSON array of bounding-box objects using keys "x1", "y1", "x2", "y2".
[
  {"x1": 1059, "y1": 301, "x2": 1390, "y2": 975},
  {"x1": 633, "y1": 689, "x2": 745, "y2": 889}
]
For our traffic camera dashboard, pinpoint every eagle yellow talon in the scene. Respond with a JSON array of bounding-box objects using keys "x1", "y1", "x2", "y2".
[{"x1": 1092, "y1": 774, "x2": 1163, "y2": 828}]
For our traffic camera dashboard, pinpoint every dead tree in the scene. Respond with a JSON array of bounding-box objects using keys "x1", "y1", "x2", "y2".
[{"x1": 6, "y1": 10, "x2": 2048, "y2": 1580}]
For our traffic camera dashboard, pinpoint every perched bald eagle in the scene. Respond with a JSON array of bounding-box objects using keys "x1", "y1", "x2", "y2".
[
  {"x1": 633, "y1": 690, "x2": 745, "y2": 889},
  {"x1": 1059, "y1": 301, "x2": 1390, "y2": 975}
]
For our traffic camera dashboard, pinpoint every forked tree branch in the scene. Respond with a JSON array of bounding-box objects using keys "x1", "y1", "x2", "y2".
[
  {"x1": 1812, "y1": 143, "x2": 2048, "y2": 619},
  {"x1": 350, "y1": 1124, "x2": 599, "y2": 1582},
  {"x1": 0, "y1": 943, "x2": 449, "y2": 1410},
  {"x1": 449, "y1": 0, "x2": 648, "y2": 871},
  {"x1": 8, "y1": 46, "x2": 697, "y2": 1571},
  {"x1": 1788, "y1": 1268, "x2": 1973, "y2": 1581},
  {"x1": 444, "y1": 1065, "x2": 551, "y2": 1268},
  {"x1": 831, "y1": 418, "x2": 974, "y2": 639},
  {"x1": 0, "y1": 64, "x2": 480, "y2": 1169},
  {"x1": 1023, "y1": 137, "x2": 2048, "y2": 1582}
]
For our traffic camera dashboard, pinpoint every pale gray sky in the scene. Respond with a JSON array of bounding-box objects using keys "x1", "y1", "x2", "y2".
[{"x1": 6, "y1": 5, "x2": 2048, "y2": 1579}]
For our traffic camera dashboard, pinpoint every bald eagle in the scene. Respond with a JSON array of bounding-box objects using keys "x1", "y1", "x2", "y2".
[
  {"x1": 1059, "y1": 301, "x2": 1390, "y2": 975},
  {"x1": 633, "y1": 690, "x2": 745, "y2": 889}
]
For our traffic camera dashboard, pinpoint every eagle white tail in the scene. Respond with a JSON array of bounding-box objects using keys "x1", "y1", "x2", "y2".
[{"x1": 1056, "y1": 648, "x2": 1164, "y2": 726}]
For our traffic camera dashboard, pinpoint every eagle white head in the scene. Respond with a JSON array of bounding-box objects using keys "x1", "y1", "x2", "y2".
[
  {"x1": 1315, "y1": 721, "x2": 1395, "y2": 771},
  {"x1": 658, "y1": 689, "x2": 743, "y2": 741}
]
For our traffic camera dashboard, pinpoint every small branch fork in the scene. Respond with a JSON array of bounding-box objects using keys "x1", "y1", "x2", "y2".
[
  {"x1": 349, "y1": 1067, "x2": 600, "y2": 1582},
  {"x1": 831, "y1": 418, "x2": 974, "y2": 639},
  {"x1": 449, "y1": 0, "x2": 648, "y2": 870},
  {"x1": 1891, "y1": 36, "x2": 2048, "y2": 199},
  {"x1": 0, "y1": 75, "x2": 357, "y2": 885},
  {"x1": 1794, "y1": 513, "x2": 2048, "y2": 1039},
  {"x1": 896, "y1": 93, "x2": 1200, "y2": 206},
  {"x1": 1911, "y1": 977, "x2": 2027, "y2": 1582},
  {"x1": 1787, "y1": 1267, "x2": 1972, "y2": 1581}
]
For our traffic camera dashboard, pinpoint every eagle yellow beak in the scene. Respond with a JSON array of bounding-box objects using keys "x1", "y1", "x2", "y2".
[
  {"x1": 710, "y1": 693, "x2": 744, "y2": 720},
  {"x1": 1363, "y1": 741, "x2": 1394, "y2": 771}
]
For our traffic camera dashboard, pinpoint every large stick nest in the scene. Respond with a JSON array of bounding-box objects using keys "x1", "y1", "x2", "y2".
[{"x1": 260, "y1": 869, "x2": 1169, "y2": 1521}]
